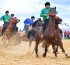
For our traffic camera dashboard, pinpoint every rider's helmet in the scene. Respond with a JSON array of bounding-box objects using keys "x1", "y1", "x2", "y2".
[
  {"x1": 31, "y1": 16, "x2": 35, "y2": 18},
  {"x1": 45, "y1": 2, "x2": 50, "y2": 6},
  {"x1": 5, "y1": 11, "x2": 9, "y2": 13}
]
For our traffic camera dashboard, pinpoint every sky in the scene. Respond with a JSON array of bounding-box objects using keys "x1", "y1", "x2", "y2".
[{"x1": 0, "y1": 0, "x2": 70, "y2": 30}]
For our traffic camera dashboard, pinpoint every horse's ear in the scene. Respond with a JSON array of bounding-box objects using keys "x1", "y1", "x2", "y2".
[{"x1": 54, "y1": 7, "x2": 56, "y2": 9}]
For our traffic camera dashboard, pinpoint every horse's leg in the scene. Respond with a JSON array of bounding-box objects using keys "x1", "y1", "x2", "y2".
[
  {"x1": 59, "y1": 41, "x2": 69, "y2": 57},
  {"x1": 53, "y1": 40, "x2": 59, "y2": 53},
  {"x1": 52, "y1": 44, "x2": 57, "y2": 58},
  {"x1": 57, "y1": 35, "x2": 69, "y2": 57},
  {"x1": 25, "y1": 25, "x2": 29, "y2": 36},
  {"x1": 29, "y1": 40, "x2": 32, "y2": 51},
  {"x1": 43, "y1": 40, "x2": 47, "y2": 57},
  {"x1": 42, "y1": 41, "x2": 50, "y2": 48},
  {"x1": 29, "y1": 41, "x2": 32, "y2": 48},
  {"x1": 1, "y1": 35, "x2": 7, "y2": 48},
  {"x1": 4, "y1": 39, "x2": 10, "y2": 48},
  {"x1": 35, "y1": 38, "x2": 39, "y2": 58},
  {"x1": 4, "y1": 35, "x2": 11, "y2": 48}
]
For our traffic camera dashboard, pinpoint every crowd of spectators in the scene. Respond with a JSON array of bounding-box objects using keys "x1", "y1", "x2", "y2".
[{"x1": 64, "y1": 31, "x2": 70, "y2": 39}]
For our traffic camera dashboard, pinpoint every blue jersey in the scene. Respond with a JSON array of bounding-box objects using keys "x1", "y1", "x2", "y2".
[{"x1": 24, "y1": 18, "x2": 34, "y2": 26}]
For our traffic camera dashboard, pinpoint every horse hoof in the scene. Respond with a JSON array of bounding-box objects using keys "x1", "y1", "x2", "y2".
[
  {"x1": 43, "y1": 53, "x2": 46, "y2": 57},
  {"x1": 36, "y1": 55, "x2": 38, "y2": 58},
  {"x1": 66, "y1": 55, "x2": 70, "y2": 58},
  {"x1": 65, "y1": 54, "x2": 68, "y2": 56}
]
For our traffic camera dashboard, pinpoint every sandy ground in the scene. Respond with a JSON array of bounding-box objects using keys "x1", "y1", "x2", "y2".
[{"x1": 0, "y1": 39, "x2": 70, "y2": 65}]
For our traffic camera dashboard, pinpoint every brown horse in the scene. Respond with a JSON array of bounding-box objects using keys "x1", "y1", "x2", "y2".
[
  {"x1": 33, "y1": 7, "x2": 69, "y2": 58},
  {"x1": 27, "y1": 18, "x2": 62, "y2": 52},
  {"x1": 0, "y1": 17, "x2": 20, "y2": 47},
  {"x1": 3, "y1": 18, "x2": 20, "y2": 38},
  {"x1": 0, "y1": 18, "x2": 20, "y2": 37},
  {"x1": 4, "y1": 18, "x2": 20, "y2": 36},
  {"x1": 43, "y1": 7, "x2": 69, "y2": 58}
]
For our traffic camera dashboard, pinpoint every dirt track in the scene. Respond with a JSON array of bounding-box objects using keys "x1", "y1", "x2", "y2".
[{"x1": 0, "y1": 40, "x2": 70, "y2": 65}]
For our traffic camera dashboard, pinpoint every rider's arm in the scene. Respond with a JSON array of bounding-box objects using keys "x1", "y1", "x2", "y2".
[
  {"x1": 24, "y1": 20, "x2": 27, "y2": 26},
  {"x1": 0, "y1": 16, "x2": 4, "y2": 21},
  {"x1": 29, "y1": 21, "x2": 34, "y2": 26},
  {"x1": 0, "y1": 18, "x2": 2, "y2": 21},
  {"x1": 40, "y1": 9, "x2": 46, "y2": 17}
]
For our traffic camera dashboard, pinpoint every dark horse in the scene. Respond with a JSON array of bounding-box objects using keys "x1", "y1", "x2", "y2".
[{"x1": 43, "y1": 7, "x2": 69, "y2": 58}]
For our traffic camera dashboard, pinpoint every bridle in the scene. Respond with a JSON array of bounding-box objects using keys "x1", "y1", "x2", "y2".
[{"x1": 49, "y1": 9, "x2": 56, "y2": 18}]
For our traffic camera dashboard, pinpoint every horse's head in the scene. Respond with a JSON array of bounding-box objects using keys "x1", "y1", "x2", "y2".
[
  {"x1": 32, "y1": 18, "x2": 42, "y2": 27},
  {"x1": 55, "y1": 17, "x2": 62, "y2": 24},
  {"x1": 14, "y1": 17, "x2": 20, "y2": 23},
  {"x1": 37, "y1": 18, "x2": 42, "y2": 22},
  {"x1": 35, "y1": 18, "x2": 42, "y2": 25},
  {"x1": 50, "y1": 7, "x2": 56, "y2": 17},
  {"x1": 10, "y1": 17, "x2": 20, "y2": 24}
]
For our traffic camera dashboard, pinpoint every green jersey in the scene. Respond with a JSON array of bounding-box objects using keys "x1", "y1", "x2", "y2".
[
  {"x1": 40, "y1": 7, "x2": 58, "y2": 20},
  {"x1": 0, "y1": 15, "x2": 10, "y2": 22}
]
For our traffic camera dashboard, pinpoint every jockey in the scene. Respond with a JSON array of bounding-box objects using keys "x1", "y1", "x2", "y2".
[
  {"x1": 24, "y1": 16, "x2": 35, "y2": 27},
  {"x1": 0, "y1": 11, "x2": 10, "y2": 35},
  {"x1": 10, "y1": 14, "x2": 14, "y2": 19},
  {"x1": 10, "y1": 14, "x2": 15, "y2": 32},
  {"x1": 40, "y1": 2, "x2": 58, "y2": 37}
]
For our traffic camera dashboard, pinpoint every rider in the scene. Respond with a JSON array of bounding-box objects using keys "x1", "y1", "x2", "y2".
[
  {"x1": 10, "y1": 14, "x2": 14, "y2": 19},
  {"x1": 24, "y1": 16, "x2": 35, "y2": 27},
  {"x1": 40, "y1": 2, "x2": 58, "y2": 37},
  {"x1": 0, "y1": 11, "x2": 10, "y2": 35},
  {"x1": 10, "y1": 14, "x2": 16, "y2": 32}
]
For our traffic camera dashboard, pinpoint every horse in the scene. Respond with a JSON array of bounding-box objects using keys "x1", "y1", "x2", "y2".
[
  {"x1": 43, "y1": 7, "x2": 69, "y2": 58},
  {"x1": 27, "y1": 17, "x2": 63, "y2": 55},
  {"x1": 0, "y1": 17, "x2": 20, "y2": 48},
  {"x1": 27, "y1": 18, "x2": 43, "y2": 48},
  {"x1": 0, "y1": 18, "x2": 20, "y2": 36},
  {"x1": 27, "y1": 17, "x2": 62, "y2": 49},
  {"x1": 3, "y1": 17, "x2": 20, "y2": 37}
]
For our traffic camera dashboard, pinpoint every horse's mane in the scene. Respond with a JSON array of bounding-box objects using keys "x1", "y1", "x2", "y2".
[
  {"x1": 32, "y1": 18, "x2": 42, "y2": 27},
  {"x1": 32, "y1": 21, "x2": 37, "y2": 27}
]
